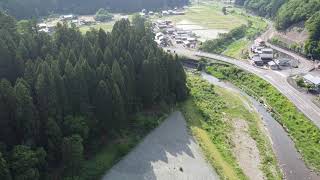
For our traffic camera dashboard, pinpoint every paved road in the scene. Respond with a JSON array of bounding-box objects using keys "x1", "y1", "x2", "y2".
[
  {"x1": 102, "y1": 111, "x2": 219, "y2": 180},
  {"x1": 168, "y1": 47, "x2": 320, "y2": 128}
]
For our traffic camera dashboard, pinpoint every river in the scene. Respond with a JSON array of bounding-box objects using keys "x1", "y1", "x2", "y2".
[{"x1": 201, "y1": 72, "x2": 320, "y2": 180}]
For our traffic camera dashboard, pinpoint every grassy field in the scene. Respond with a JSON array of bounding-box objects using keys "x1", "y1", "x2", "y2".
[
  {"x1": 206, "y1": 64, "x2": 320, "y2": 172},
  {"x1": 222, "y1": 38, "x2": 250, "y2": 59},
  {"x1": 159, "y1": 1, "x2": 247, "y2": 30},
  {"x1": 80, "y1": 112, "x2": 168, "y2": 180},
  {"x1": 180, "y1": 73, "x2": 281, "y2": 179}
]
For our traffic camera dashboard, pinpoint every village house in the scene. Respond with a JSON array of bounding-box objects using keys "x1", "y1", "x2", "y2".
[
  {"x1": 260, "y1": 48, "x2": 274, "y2": 62},
  {"x1": 303, "y1": 74, "x2": 320, "y2": 92}
]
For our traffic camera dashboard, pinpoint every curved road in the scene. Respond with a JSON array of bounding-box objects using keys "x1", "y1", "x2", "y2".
[
  {"x1": 168, "y1": 47, "x2": 320, "y2": 128},
  {"x1": 102, "y1": 111, "x2": 219, "y2": 180}
]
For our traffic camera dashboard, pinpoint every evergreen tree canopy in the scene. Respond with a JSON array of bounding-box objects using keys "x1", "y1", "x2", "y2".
[{"x1": 0, "y1": 13, "x2": 188, "y2": 179}]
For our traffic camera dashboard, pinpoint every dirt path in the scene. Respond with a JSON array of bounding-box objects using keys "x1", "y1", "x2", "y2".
[
  {"x1": 232, "y1": 119, "x2": 264, "y2": 180},
  {"x1": 102, "y1": 111, "x2": 219, "y2": 180}
]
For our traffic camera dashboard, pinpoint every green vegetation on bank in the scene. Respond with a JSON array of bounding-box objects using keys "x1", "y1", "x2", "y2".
[
  {"x1": 181, "y1": 74, "x2": 246, "y2": 180},
  {"x1": 215, "y1": 87, "x2": 282, "y2": 180},
  {"x1": 180, "y1": 73, "x2": 281, "y2": 179},
  {"x1": 206, "y1": 64, "x2": 320, "y2": 172}
]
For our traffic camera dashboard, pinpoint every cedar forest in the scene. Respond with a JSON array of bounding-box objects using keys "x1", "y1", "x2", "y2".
[{"x1": 0, "y1": 12, "x2": 188, "y2": 180}]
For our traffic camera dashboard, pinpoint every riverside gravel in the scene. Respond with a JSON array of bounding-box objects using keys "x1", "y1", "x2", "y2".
[{"x1": 102, "y1": 111, "x2": 219, "y2": 180}]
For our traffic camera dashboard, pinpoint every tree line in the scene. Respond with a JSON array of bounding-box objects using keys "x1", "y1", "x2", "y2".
[
  {"x1": 0, "y1": 12, "x2": 188, "y2": 180},
  {"x1": 0, "y1": 0, "x2": 189, "y2": 19},
  {"x1": 200, "y1": 24, "x2": 247, "y2": 53}
]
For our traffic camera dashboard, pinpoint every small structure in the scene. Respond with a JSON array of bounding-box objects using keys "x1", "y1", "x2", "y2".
[
  {"x1": 71, "y1": 19, "x2": 79, "y2": 25},
  {"x1": 173, "y1": 11, "x2": 185, "y2": 15},
  {"x1": 60, "y1": 14, "x2": 76, "y2": 20},
  {"x1": 303, "y1": 74, "x2": 320, "y2": 92},
  {"x1": 187, "y1": 37, "x2": 197, "y2": 43},
  {"x1": 260, "y1": 48, "x2": 273, "y2": 62},
  {"x1": 166, "y1": 28, "x2": 175, "y2": 34},
  {"x1": 149, "y1": 11, "x2": 154, "y2": 15},
  {"x1": 254, "y1": 38, "x2": 266, "y2": 47},
  {"x1": 183, "y1": 40, "x2": 191, "y2": 47},
  {"x1": 39, "y1": 28, "x2": 50, "y2": 33},
  {"x1": 155, "y1": 32, "x2": 164, "y2": 39},
  {"x1": 176, "y1": 40, "x2": 183, "y2": 44},
  {"x1": 275, "y1": 58, "x2": 291, "y2": 66},
  {"x1": 139, "y1": 12, "x2": 146, "y2": 17},
  {"x1": 162, "y1": 11, "x2": 169, "y2": 16},
  {"x1": 268, "y1": 61, "x2": 278, "y2": 70},
  {"x1": 38, "y1": 23, "x2": 47, "y2": 29},
  {"x1": 251, "y1": 55, "x2": 263, "y2": 66}
]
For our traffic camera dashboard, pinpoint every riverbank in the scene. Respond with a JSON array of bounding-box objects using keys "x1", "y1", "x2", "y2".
[
  {"x1": 206, "y1": 63, "x2": 320, "y2": 173},
  {"x1": 180, "y1": 72, "x2": 281, "y2": 179},
  {"x1": 80, "y1": 111, "x2": 169, "y2": 180}
]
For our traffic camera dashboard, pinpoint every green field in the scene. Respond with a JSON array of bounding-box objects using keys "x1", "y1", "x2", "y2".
[
  {"x1": 180, "y1": 73, "x2": 281, "y2": 179},
  {"x1": 159, "y1": 1, "x2": 247, "y2": 30},
  {"x1": 222, "y1": 38, "x2": 250, "y2": 59},
  {"x1": 79, "y1": 22, "x2": 114, "y2": 33}
]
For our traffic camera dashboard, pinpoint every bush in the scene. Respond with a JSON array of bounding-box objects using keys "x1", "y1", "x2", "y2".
[
  {"x1": 94, "y1": 9, "x2": 113, "y2": 22},
  {"x1": 200, "y1": 25, "x2": 247, "y2": 53}
]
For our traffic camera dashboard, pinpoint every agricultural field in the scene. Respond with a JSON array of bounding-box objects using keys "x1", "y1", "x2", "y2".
[{"x1": 79, "y1": 22, "x2": 114, "y2": 33}]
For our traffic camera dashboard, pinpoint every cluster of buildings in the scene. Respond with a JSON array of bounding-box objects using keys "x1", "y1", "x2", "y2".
[
  {"x1": 38, "y1": 23, "x2": 55, "y2": 33},
  {"x1": 250, "y1": 39, "x2": 274, "y2": 67},
  {"x1": 139, "y1": 8, "x2": 185, "y2": 17},
  {"x1": 153, "y1": 20, "x2": 198, "y2": 48},
  {"x1": 38, "y1": 14, "x2": 96, "y2": 34}
]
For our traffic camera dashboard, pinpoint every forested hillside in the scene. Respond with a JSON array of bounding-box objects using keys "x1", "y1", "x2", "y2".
[
  {"x1": 0, "y1": 12, "x2": 188, "y2": 180},
  {"x1": 236, "y1": 0, "x2": 320, "y2": 58},
  {"x1": 0, "y1": 0, "x2": 189, "y2": 19},
  {"x1": 275, "y1": 0, "x2": 320, "y2": 30},
  {"x1": 239, "y1": 0, "x2": 286, "y2": 17}
]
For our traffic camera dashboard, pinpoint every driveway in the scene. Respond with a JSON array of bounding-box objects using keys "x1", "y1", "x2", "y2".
[{"x1": 102, "y1": 111, "x2": 219, "y2": 180}]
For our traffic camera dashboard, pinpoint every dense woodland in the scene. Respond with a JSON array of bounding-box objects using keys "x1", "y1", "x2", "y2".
[
  {"x1": 235, "y1": 0, "x2": 320, "y2": 58},
  {"x1": 0, "y1": 12, "x2": 188, "y2": 180},
  {"x1": 0, "y1": 0, "x2": 189, "y2": 19}
]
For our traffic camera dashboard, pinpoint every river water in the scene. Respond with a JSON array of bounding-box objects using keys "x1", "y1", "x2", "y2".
[{"x1": 201, "y1": 72, "x2": 320, "y2": 180}]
